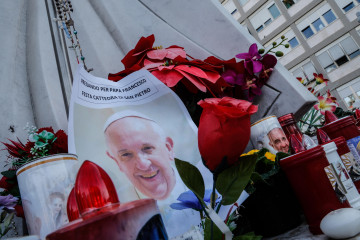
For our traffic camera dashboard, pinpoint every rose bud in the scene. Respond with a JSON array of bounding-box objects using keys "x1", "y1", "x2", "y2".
[{"x1": 197, "y1": 97, "x2": 258, "y2": 172}]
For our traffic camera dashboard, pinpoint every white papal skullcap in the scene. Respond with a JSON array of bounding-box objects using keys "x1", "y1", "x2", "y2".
[
  {"x1": 266, "y1": 123, "x2": 282, "y2": 136},
  {"x1": 103, "y1": 110, "x2": 154, "y2": 132}
]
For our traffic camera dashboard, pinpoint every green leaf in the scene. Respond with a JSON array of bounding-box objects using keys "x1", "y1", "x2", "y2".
[
  {"x1": 3, "y1": 212, "x2": 14, "y2": 229},
  {"x1": 35, "y1": 141, "x2": 48, "y2": 148},
  {"x1": 1, "y1": 170, "x2": 16, "y2": 179},
  {"x1": 204, "y1": 218, "x2": 223, "y2": 240},
  {"x1": 233, "y1": 232, "x2": 262, "y2": 240},
  {"x1": 249, "y1": 172, "x2": 266, "y2": 184},
  {"x1": 175, "y1": 158, "x2": 205, "y2": 202},
  {"x1": 275, "y1": 152, "x2": 290, "y2": 162},
  {"x1": 216, "y1": 154, "x2": 257, "y2": 205},
  {"x1": 43, "y1": 131, "x2": 55, "y2": 140},
  {"x1": 0, "y1": 211, "x2": 6, "y2": 222},
  {"x1": 28, "y1": 133, "x2": 39, "y2": 142}
]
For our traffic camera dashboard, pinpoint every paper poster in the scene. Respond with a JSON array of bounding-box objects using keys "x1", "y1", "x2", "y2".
[{"x1": 68, "y1": 66, "x2": 215, "y2": 238}]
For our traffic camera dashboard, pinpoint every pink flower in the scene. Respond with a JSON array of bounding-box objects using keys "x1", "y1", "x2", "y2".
[
  {"x1": 235, "y1": 44, "x2": 262, "y2": 74},
  {"x1": 314, "y1": 96, "x2": 337, "y2": 115},
  {"x1": 326, "y1": 90, "x2": 338, "y2": 106}
]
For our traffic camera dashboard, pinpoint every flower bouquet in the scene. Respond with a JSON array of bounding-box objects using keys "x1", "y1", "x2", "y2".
[
  {"x1": 296, "y1": 74, "x2": 355, "y2": 136},
  {"x1": 107, "y1": 34, "x2": 290, "y2": 239},
  {"x1": 234, "y1": 149, "x2": 302, "y2": 237},
  {"x1": 1, "y1": 124, "x2": 68, "y2": 216}
]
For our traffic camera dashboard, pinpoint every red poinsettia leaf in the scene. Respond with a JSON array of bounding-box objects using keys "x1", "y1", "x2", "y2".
[
  {"x1": 121, "y1": 35, "x2": 155, "y2": 68},
  {"x1": 147, "y1": 49, "x2": 168, "y2": 60},
  {"x1": 175, "y1": 65, "x2": 208, "y2": 79},
  {"x1": 204, "y1": 71, "x2": 220, "y2": 84},
  {"x1": 151, "y1": 69, "x2": 184, "y2": 87},
  {"x1": 165, "y1": 48, "x2": 187, "y2": 59},
  {"x1": 176, "y1": 69, "x2": 207, "y2": 92},
  {"x1": 108, "y1": 65, "x2": 142, "y2": 82},
  {"x1": 143, "y1": 59, "x2": 165, "y2": 69}
]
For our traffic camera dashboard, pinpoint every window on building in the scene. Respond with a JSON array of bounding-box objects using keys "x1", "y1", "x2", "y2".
[
  {"x1": 317, "y1": 36, "x2": 360, "y2": 72},
  {"x1": 343, "y1": 2, "x2": 355, "y2": 12},
  {"x1": 239, "y1": 0, "x2": 249, "y2": 6},
  {"x1": 282, "y1": 0, "x2": 296, "y2": 9},
  {"x1": 329, "y1": 44, "x2": 348, "y2": 66},
  {"x1": 292, "y1": 61, "x2": 317, "y2": 84},
  {"x1": 231, "y1": 9, "x2": 237, "y2": 15},
  {"x1": 341, "y1": 37, "x2": 360, "y2": 59},
  {"x1": 264, "y1": 18, "x2": 272, "y2": 26},
  {"x1": 268, "y1": 4, "x2": 281, "y2": 19},
  {"x1": 344, "y1": 95, "x2": 356, "y2": 108},
  {"x1": 318, "y1": 52, "x2": 337, "y2": 72},
  {"x1": 312, "y1": 18, "x2": 325, "y2": 31},
  {"x1": 256, "y1": 25, "x2": 264, "y2": 32},
  {"x1": 288, "y1": 37, "x2": 299, "y2": 48},
  {"x1": 302, "y1": 26, "x2": 314, "y2": 39},
  {"x1": 323, "y1": 10, "x2": 336, "y2": 24}
]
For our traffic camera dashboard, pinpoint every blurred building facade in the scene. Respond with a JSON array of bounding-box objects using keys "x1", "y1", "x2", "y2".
[{"x1": 222, "y1": 0, "x2": 360, "y2": 110}]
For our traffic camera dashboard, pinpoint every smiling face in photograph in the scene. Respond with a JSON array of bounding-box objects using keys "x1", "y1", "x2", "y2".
[{"x1": 105, "y1": 117, "x2": 176, "y2": 200}]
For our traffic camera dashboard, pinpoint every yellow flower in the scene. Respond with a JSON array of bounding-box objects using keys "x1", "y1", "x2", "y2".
[
  {"x1": 265, "y1": 152, "x2": 276, "y2": 162},
  {"x1": 241, "y1": 149, "x2": 259, "y2": 156}
]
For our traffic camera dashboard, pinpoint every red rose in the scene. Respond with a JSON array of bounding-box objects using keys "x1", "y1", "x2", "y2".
[
  {"x1": 197, "y1": 97, "x2": 258, "y2": 172},
  {"x1": 14, "y1": 205, "x2": 25, "y2": 218},
  {"x1": 50, "y1": 130, "x2": 68, "y2": 154},
  {"x1": 0, "y1": 176, "x2": 13, "y2": 190},
  {"x1": 37, "y1": 127, "x2": 54, "y2": 134}
]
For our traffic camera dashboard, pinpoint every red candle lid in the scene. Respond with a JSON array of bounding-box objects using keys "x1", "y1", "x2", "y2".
[
  {"x1": 324, "y1": 111, "x2": 338, "y2": 124},
  {"x1": 74, "y1": 160, "x2": 119, "y2": 216},
  {"x1": 278, "y1": 113, "x2": 296, "y2": 126},
  {"x1": 67, "y1": 188, "x2": 80, "y2": 222}
]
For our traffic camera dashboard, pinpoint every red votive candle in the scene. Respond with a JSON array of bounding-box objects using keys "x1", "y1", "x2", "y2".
[{"x1": 280, "y1": 146, "x2": 350, "y2": 235}]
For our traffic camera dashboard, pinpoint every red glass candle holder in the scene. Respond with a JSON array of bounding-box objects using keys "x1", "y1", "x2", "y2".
[
  {"x1": 319, "y1": 116, "x2": 360, "y2": 141},
  {"x1": 278, "y1": 113, "x2": 303, "y2": 143},
  {"x1": 280, "y1": 146, "x2": 350, "y2": 234}
]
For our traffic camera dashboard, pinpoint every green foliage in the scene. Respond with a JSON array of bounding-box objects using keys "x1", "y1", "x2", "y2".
[
  {"x1": 175, "y1": 158, "x2": 205, "y2": 205},
  {"x1": 263, "y1": 36, "x2": 288, "y2": 56},
  {"x1": 275, "y1": 51, "x2": 283, "y2": 57},
  {"x1": 216, "y1": 154, "x2": 257, "y2": 205},
  {"x1": 333, "y1": 107, "x2": 354, "y2": 119},
  {"x1": 0, "y1": 171, "x2": 15, "y2": 179},
  {"x1": 245, "y1": 149, "x2": 289, "y2": 194},
  {"x1": 0, "y1": 211, "x2": 14, "y2": 239},
  {"x1": 204, "y1": 218, "x2": 223, "y2": 240},
  {"x1": 258, "y1": 49, "x2": 265, "y2": 54},
  {"x1": 233, "y1": 232, "x2": 262, "y2": 240}
]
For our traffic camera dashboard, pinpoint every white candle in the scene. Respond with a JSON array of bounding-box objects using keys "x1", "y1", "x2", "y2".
[{"x1": 320, "y1": 208, "x2": 360, "y2": 239}]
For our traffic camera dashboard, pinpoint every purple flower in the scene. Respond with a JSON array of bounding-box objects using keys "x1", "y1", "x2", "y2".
[
  {"x1": 170, "y1": 190, "x2": 221, "y2": 211},
  {"x1": 0, "y1": 195, "x2": 18, "y2": 211},
  {"x1": 221, "y1": 69, "x2": 244, "y2": 85},
  {"x1": 235, "y1": 44, "x2": 262, "y2": 74}
]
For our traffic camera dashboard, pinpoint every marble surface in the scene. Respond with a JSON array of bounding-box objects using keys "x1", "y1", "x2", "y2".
[{"x1": 266, "y1": 223, "x2": 327, "y2": 240}]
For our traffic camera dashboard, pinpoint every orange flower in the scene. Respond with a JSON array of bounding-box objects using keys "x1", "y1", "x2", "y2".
[{"x1": 296, "y1": 77, "x2": 304, "y2": 84}]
